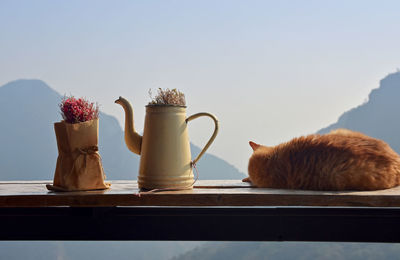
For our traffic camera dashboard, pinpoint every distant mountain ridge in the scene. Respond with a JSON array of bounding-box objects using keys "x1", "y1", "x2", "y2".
[
  {"x1": 172, "y1": 71, "x2": 400, "y2": 259},
  {"x1": 3, "y1": 74, "x2": 400, "y2": 259},
  {"x1": 0, "y1": 79, "x2": 244, "y2": 180},
  {"x1": 318, "y1": 71, "x2": 400, "y2": 154},
  {"x1": 172, "y1": 242, "x2": 400, "y2": 260}
]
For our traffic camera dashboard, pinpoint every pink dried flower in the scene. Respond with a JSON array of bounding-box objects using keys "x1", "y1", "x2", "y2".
[{"x1": 60, "y1": 96, "x2": 99, "y2": 124}]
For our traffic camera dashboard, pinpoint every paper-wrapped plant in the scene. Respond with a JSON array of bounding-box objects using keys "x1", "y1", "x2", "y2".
[{"x1": 47, "y1": 95, "x2": 109, "y2": 192}]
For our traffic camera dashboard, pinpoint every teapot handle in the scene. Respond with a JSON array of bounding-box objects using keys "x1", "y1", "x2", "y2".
[{"x1": 186, "y1": 112, "x2": 219, "y2": 166}]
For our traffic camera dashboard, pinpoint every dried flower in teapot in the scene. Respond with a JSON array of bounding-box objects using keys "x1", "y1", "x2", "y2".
[
  {"x1": 60, "y1": 96, "x2": 99, "y2": 124},
  {"x1": 149, "y1": 88, "x2": 186, "y2": 106}
]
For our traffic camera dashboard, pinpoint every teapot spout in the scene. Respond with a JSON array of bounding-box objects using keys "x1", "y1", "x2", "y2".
[{"x1": 115, "y1": 96, "x2": 142, "y2": 155}]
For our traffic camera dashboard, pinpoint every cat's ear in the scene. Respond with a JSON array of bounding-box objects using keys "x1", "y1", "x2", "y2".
[{"x1": 249, "y1": 141, "x2": 261, "y2": 151}]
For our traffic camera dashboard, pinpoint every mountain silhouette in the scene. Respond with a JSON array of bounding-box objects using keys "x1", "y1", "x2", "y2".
[
  {"x1": 2, "y1": 73, "x2": 400, "y2": 259},
  {"x1": 318, "y1": 71, "x2": 400, "y2": 153},
  {"x1": 172, "y1": 242, "x2": 400, "y2": 260},
  {"x1": 0, "y1": 241, "x2": 201, "y2": 260},
  {"x1": 172, "y1": 71, "x2": 400, "y2": 260},
  {"x1": 0, "y1": 79, "x2": 244, "y2": 180}
]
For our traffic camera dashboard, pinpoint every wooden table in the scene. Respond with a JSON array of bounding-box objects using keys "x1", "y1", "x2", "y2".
[{"x1": 1, "y1": 180, "x2": 400, "y2": 242}]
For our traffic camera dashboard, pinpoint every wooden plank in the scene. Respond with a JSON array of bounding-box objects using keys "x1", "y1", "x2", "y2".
[{"x1": 2, "y1": 180, "x2": 400, "y2": 207}]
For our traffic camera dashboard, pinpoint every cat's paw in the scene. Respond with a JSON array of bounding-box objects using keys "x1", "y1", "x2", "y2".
[{"x1": 242, "y1": 177, "x2": 251, "y2": 183}]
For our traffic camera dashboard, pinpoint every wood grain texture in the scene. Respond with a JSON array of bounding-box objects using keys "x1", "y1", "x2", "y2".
[{"x1": 2, "y1": 180, "x2": 400, "y2": 207}]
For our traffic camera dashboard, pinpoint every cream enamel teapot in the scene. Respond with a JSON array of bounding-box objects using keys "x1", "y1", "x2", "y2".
[{"x1": 115, "y1": 96, "x2": 219, "y2": 189}]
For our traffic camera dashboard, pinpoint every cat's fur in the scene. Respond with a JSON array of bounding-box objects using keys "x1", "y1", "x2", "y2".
[{"x1": 244, "y1": 129, "x2": 400, "y2": 191}]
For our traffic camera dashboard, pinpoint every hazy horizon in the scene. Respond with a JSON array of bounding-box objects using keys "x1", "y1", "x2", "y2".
[{"x1": 1, "y1": 0, "x2": 400, "y2": 173}]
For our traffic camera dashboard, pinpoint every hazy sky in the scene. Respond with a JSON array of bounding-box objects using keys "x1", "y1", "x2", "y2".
[{"x1": 1, "y1": 0, "x2": 400, "y2": 173}]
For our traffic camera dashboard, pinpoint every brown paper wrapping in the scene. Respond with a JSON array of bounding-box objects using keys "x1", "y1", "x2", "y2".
[{"x1": 47, "y1": 119, "x2": 110, "y2": 191}]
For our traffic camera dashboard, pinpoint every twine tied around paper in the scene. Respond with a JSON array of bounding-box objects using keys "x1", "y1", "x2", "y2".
[
  {"x1": 68, "y1": 145, "x2": 101, "y2": 178},
  {"x1": 77, "y1": 146, "x2": 99, "y2": 155}
]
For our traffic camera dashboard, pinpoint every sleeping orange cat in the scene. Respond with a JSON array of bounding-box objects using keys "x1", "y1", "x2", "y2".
[{"x1": 244, "y1": 129, "x2": 400, "y2": 191}]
